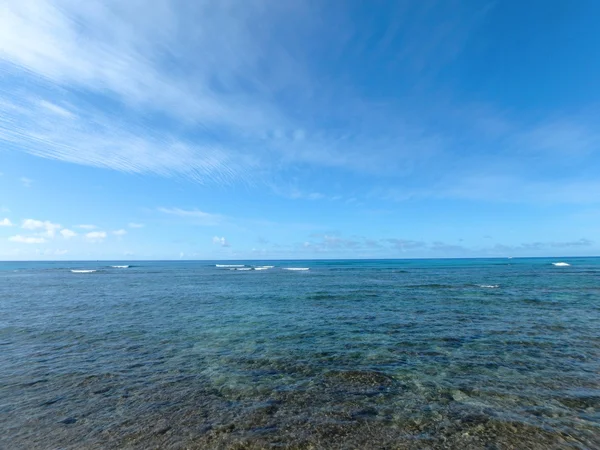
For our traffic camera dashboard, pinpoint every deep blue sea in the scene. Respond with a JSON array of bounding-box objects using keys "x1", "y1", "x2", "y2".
[{"x1": 1, "y1": 258, "x2": 599, "y2": 449}]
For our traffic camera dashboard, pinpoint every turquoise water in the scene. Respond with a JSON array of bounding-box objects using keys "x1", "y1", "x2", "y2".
[{"x1": 1, "y1": 258, "x2": 599, "y2": 449}]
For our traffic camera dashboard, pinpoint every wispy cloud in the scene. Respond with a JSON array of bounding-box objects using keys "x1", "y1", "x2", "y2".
[
  {"x1": 0, "y1": 1, "x2": 295, "y2": 184},
  {"x1": 302, "y1": 234, "x2": 424, "y2": 254},
  {"x1": 60, "y1": 228, "x2": 77, "y2": 239},
  {"x1": 0, "y1": 0, "x2": 491, "y2": 188},
  {"x1": 517, "y1": 119, "x2": 600, "y2": 158},
  {"x1": 212, "y1": 236, "x2": 230, "y2": 247},
  {"x1": 113, "y1": 229, "x2": 127, "y2": 236},
  {"x1": 128, "y1": 222, "x2": 145, "y2": 228},
  {"x1": 0, "y1": 218, "x2": 13, "y2": 227},
  {"x1": 22, "y1": 219, "x2": 62, "y2": 237},
  {"x1": 495, "y1": 239, "x2": 594, "y2": 253},
  {"x1": 20, "y1": 177, "x2": 33, "y2": 188},
  {"x1": 440, "y1": 177, "x2": 600, "y2": 204},
  {"x1": 385, "y1": 239, "x2": 427, "y2": 251},
  {"x1": 9, "y1": 235, "x2": 46, "y2": 244},
  {"x1": 373, "y1": 174, "x2": 600, "y2": 205},
  {"x1": 158, "y1": 207, "x2": 222, "y2": 225},
  {"x1": 1, "y1": 0, "x2": 597, "y2": 209},
  {"x1": 85, "y1": 231, "x2": 107, "y2": 242},
  {"x1": 76, "y1": 224, "x2": 97, "y2": 230}
]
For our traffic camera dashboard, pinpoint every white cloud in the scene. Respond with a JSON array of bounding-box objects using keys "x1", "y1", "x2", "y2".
[
  {"x1": 38, "y1": 100, "x2": 74, "y2": 118},
  {"x1": 1, "y1": 0, "x2": 595, "y2": 207},
  {"x1": 212, "y1": 236, "x2": 230, "y2": 247},
  {"x1": 128, "y1": 222, "x2": 145, "y2": 228},
  {"x1": 0, "y1": 1, "x2": 281, "y2": 184},
  {"x1": 158, "y1": 207, "x2": 222, "y2": 225},
  {"x1": 0, "y1": 0, "x2": 455, "y2": 186},
  {"x1": 77, "y1": 224, "x2": 97, "y2": 230},
  {"x1": 518, "y1": 120, "x2": 599, "y2": 157},
  {"x1": 20, "y1": 177, "x2": 33, "y2": 187},
  {"x1": 0, "y1": 218, "x2": 13, "y2": 227},
  {"x1": 22, "y1": 219, "x2": 62, "y2": 237},
  {"x1": 113, "y1": 229, "x2": 127, "y2": 236},
  {"x1": 60, "y1": 228, "x2": 77, "y2": 238},
  {"x1": 22, "y1": 219, "x2": 46, "y2": 229},
  {"x1": 9, "y1": 235, "x2": 46, "y2": 244},
  {"x1": 85, "y1": 231, "x2": 107, "y2": 242}
]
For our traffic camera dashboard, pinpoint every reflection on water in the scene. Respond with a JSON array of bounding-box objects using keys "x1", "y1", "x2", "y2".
[{"x1": 1, "y1": 259, "x2": 599, "y2": 448}]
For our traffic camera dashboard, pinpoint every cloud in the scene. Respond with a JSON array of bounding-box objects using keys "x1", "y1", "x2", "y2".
[
  {"x1": 385, "y1": 239, "x2": 427, "y2": 250},
  {"x1": 20, "y1": 177, "x2": 33, "y2": 187},
  {"x1": 376, "y1": 175, "x2": 600, "y2": 205},
  {"x1": 22, "y1": 219, "x2": 62, "y2": 237},
  {"x1": 499, "y1": 239, "x2": 594, "y2": 252},
  {"x1": 284, "y1": 187, "x2": 327, "y2": 201},
  {"x1": 364, "y1": 239, "x2": 383, "y2": 248},
  {"x1": 301, "y1": 234, "x2": 424, "y2": 254},
  {"x1": 549, "y1": 238, "x2": 593, "y2": 247},
  {"x1": 212, "y1": 236, "x2": 230, "y2": 247},
  {"x1": 60, "y1": 228, "x2": 77, "y2": 238},
  {"x1": 0, "y1": 0, "x2": 492, "y2": 189},
  {"x1": 113, "y1": 229, "x2": 127, "y2": 236},
  {"x1": 517, "y1": 120, "x2": 600, "y2": 158},
  {"x1": 77, "y1": 224, "x2": 97, "y2": 230},
  {"x1": 0, "y1": 218, "x2": 13, "y2": 226},
  {"x1": 9, "y1": 235, "x2": 46, "y2": 244},
  {"x1": 85, "y1": 231, "x2": 107, "y2": 242},
  {"x1": 430, "y1": 241, "x2": 471, "y2": 254},
  {"x1": 0, "y1": 1, "x2": 290, "y2": 184},
  {"x1": 449, "y1": 177, "x2": 600, "y2": 205},
  {"x1": 38, "y1": 100, "x2": 74, "y2": 118},
  {"x1": 1, "y1": 0, "x2": 596, "y2": 210},
  {"x1": 158, "y1": 207, "x2": 222, "y2": 225},
  {"x1": 128, "y1": 222, "x2": 145, "y2": 228}
]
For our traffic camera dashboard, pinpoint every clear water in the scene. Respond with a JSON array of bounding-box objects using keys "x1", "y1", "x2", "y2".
[{"x1": 1, "y1": 258, "x2": 599, "y2": 449}]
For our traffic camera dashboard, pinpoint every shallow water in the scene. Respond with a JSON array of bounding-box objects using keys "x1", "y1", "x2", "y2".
[{"x1": 1, "y1": 258, "x2": 599, "y2": 449}]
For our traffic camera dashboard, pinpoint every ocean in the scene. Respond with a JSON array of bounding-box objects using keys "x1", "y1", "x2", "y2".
[{"x1": 1, "y1": 258, "x2": 599, "y2": 449}]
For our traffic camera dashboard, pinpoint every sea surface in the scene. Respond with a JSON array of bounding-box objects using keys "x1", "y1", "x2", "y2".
[{"x1": 1, "y1": 258, "x2": 599, "y2": 449}]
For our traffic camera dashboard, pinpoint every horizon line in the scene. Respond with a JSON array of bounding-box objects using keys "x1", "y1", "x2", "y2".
[{"x1": 0, "y1": 256, "x2": 597, "y2": 263}]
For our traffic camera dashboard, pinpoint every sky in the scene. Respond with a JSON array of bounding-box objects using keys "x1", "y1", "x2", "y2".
[{"x1": 1, "y1": 0, "x2": 599, "y2": 260}]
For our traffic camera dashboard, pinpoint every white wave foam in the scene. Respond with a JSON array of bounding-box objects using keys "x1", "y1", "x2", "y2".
[
  {"x1": 478, "y1": 284, "x2": 499, "y2": 289},
  {"x1": 216, "y1": 264, "x2": 244, "y2": 268},
  {"x1": 552, "y1": 262, "x2": 570, "y2": 267},
  {"x1": 230, "y1": 267, "x2": 252, "y2": 271},
  {"x1": 71, "y1": 269, "x2": 96, "y2": 273},
  {"x1": 256, "y1": 265, "x2": 274, "y2": 269},
  {"x1": 111, "y1": 265, "x2": 129, "y2": 268},
  {"x1": 283, "y1": 267, "x2": 310, "y2": 271}
]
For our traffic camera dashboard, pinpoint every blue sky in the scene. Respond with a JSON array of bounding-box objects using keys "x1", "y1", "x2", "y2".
[{"x1": 1, "y1": 0, "x2": 599, "y2": 260}]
